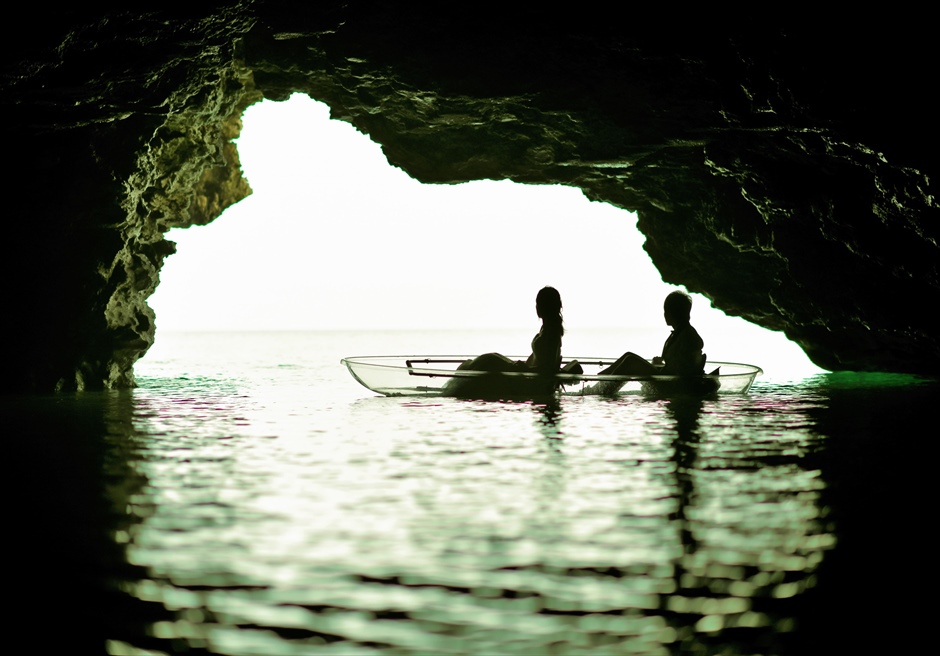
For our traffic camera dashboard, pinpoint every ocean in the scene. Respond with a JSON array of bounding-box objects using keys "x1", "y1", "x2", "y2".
[{"x1": 8, "y1": 329, "x2": 936, "y2": 655}]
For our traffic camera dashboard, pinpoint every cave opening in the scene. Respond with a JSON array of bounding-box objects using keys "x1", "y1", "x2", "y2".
[{"x1": 142, "y1": 94, "x2": 820, "y2": 379}]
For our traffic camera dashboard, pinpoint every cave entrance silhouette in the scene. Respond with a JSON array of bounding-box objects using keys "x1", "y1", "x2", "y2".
[{"x1": 145, "y1": 94, "x2": 819, "y2": 378}]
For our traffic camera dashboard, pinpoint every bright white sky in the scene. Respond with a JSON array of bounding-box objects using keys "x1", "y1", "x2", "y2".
[{"x1": 149, "y1": 94, "x2": 821, "y2": 376}]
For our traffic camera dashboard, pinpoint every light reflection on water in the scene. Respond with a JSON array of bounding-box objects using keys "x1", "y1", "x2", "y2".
[
  {"x1": 9, "y1": 332, "x2": 936, "y2": 654},
  {"x1": 118, "y1": 390, "x2": 828, "y2": 651}
]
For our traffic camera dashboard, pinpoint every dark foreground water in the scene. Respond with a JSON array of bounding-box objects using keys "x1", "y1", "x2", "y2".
[{"x1": 7, "y1": 331, "x2": 937, "y2": 655}]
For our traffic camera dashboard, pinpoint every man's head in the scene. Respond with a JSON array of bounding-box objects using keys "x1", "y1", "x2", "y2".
[{"x1": 663, "y1": 291, "x2": 692, "y2": 327}]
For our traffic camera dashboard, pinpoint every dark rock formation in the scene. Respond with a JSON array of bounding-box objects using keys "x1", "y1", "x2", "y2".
[{"x1": 2, "y1": 4, "x2": 937, "y2": 390}]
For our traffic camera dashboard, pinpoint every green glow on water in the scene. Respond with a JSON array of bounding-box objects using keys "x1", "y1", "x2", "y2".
[{"x1": 807, "y1": 371, "x2": 935, "y2": 388}]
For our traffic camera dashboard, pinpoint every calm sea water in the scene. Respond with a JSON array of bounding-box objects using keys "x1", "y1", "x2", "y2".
[{"x1": 8, "y1": 330, "x2": 937, "y2": 655}]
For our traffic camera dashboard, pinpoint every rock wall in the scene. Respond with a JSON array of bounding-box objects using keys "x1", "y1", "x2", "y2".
[{"x1": 2, "y1": 4, "x2": 937, "y2": 390}]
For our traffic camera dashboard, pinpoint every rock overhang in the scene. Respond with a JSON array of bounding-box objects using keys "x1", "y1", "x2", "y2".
[{"x1": 1, "y1": 5, "x2": 937, "y2": 391}]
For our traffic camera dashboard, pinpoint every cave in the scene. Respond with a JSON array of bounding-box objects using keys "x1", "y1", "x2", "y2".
[{"x1": 3, "y1": 5, "x2": 937, "y2": 392}]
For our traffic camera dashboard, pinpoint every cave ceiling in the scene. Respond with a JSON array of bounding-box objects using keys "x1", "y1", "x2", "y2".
[{"x1": 1, "y1": 3, "x2": 937, "y2": 391}]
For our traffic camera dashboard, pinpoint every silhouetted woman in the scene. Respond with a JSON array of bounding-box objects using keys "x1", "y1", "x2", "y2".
[{"x1": 456, "y1": 286, "x2": 565, "y2": 376}]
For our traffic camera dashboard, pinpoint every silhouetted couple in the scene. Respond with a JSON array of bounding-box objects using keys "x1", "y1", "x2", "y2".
[{"x1": 455, "y1": 287, "x2": 705, "y2": 395}]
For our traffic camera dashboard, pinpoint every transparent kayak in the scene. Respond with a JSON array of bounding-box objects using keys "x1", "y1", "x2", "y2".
[{"x1": 341, "y1": 356, "x2": 762, "y2": 398}]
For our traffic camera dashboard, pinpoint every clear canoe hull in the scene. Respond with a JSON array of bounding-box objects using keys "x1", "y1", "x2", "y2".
[{"x1": 341, "y1": 356, "x2": 762, "y2": 398}]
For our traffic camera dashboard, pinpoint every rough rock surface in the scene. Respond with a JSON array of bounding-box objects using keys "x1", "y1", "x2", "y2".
[{"x1": 2, "y1": 4, "x2": 937, "y2": 390}]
